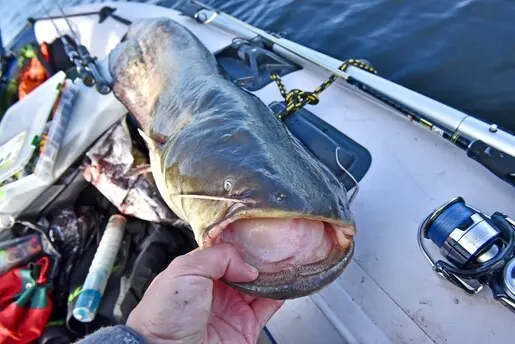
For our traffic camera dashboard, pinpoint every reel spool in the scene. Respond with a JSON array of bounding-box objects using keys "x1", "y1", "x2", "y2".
[{"x1": 418, "y1": 197, "x2": 515, "y2": 311}]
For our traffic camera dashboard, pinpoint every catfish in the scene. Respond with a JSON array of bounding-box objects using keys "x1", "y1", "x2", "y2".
[{"x1": 109, "y1": 18, "x2": 355, "y2": 299}]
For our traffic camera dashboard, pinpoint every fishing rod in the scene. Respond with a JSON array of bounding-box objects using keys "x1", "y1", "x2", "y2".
[
  {"x1": 43, "y1": 6, "x2": 96, "y2": 88},
  {"x1": 186, "y1": 1, "x2": 352, "y2": 81},
  {"x1": 0, "y1": 26, "x2": 5, "y2": 60},
  {"x1": 0, "y1": 25, "x2": 8, "y2": 82},
  {"x1": 54, "y1": 2, "x2": 111, "y2": 95},
  {"x1": 4, "y1": 6, "x2": 131, "y2": 55},
  {"x1": 0, "y1": 26, "x2": 7, "y2": 110},
  {"x1": 180, "y1": 0, "x2": 515, "y2": 187},
  {"x1": 0, "y1": 26, "x2": 6, "y2": 82},
  {"x1": 30, "y1": 6, "x2": 131, "y2": 26}
]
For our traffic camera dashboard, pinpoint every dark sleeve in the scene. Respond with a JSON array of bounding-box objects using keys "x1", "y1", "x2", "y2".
[{"x1": 74, "y1": 325, "x2": 146, "y2": 344}]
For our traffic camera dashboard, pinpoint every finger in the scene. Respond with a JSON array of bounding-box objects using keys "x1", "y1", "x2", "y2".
[
  {"x1": 167, "y1": 243, "x2": 259, "y2": 283},
  {"x1": 251, "y1": 298, "x2": 285, "y2": 327}
]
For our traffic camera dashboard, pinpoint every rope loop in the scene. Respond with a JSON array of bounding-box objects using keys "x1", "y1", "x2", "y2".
[{"x1": 271, "y1": 59, "x2": 377, "y2": 120}]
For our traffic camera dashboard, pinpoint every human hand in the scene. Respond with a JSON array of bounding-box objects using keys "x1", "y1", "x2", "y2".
[{"x1": 126, "y1": 243, "x2": 284, "y2": 344}]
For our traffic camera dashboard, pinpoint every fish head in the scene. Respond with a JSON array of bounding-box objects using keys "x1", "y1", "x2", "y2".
[{"x1": 157, "y1": 104, "x2": 355, "y2": 300}]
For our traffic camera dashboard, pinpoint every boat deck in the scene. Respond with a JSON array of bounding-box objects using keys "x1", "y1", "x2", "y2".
[{"x1": 34, "y1": 3, "x2": 515, "y2": 343}]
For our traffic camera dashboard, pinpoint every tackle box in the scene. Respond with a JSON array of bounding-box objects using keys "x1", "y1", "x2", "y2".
[{"x1": 0, "y1": 71, "x2": 76, "y2": 203}]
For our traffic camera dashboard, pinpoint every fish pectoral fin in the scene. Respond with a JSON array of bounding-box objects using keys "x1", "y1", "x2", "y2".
[
  {"x1": 137, "y1": 129, "x2": 157, "y2": 150},
  {"x1": 126, "y1": 164, "x2": 152, "y2": 178}
]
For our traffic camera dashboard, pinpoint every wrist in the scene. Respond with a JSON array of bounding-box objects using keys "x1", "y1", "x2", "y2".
[
  {"x1": 74, "y1": 325, "x2": 147, "y2": 344},
  {"x1": 123, "y1": 325, "x2": 148, "y2": 343}
]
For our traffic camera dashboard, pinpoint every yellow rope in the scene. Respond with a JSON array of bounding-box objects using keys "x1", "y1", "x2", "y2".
[{"x1": 271, "y1": 59, "x2": 377, "y2": 120}]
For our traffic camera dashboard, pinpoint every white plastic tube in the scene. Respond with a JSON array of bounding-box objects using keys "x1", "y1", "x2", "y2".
[{"x1": 72, "y1": 214, "x2": 126, "y2": 322}]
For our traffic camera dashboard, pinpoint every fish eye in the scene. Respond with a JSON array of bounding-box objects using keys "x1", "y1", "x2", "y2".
[
  {"x1": 275, "y1": 193, "x2": 286, "y2": 202},
  {"x1": 223, "y1": 180, "x2": 233, "y2": 191}
]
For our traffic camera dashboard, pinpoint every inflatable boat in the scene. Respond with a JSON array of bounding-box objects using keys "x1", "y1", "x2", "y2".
[{"x1": 0, "y1": 1, "x2": 514, "y2": 343}]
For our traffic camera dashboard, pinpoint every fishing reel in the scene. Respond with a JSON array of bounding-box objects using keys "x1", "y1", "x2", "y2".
[{"x1": 418, "y1": 197, "x2": 515, "y2": 311}]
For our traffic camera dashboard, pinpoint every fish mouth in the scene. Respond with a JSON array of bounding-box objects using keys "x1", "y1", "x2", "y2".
[{"x1": 202, "y1": 203, "x2": 355, "y2": 300}]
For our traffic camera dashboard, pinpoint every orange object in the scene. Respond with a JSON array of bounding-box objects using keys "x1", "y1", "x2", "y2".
[{"x1": 17, "y1": 43, "x2": 50, "y2": 99}]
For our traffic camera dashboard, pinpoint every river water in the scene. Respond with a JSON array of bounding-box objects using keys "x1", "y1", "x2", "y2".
[{"x1": 2, "y1": 0, "x2": 514, "y2": 131}]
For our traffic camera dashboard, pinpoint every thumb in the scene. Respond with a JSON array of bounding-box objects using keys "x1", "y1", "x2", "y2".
[{"x1": 167, "y1": 243, "x2": 259, "y2": 283}]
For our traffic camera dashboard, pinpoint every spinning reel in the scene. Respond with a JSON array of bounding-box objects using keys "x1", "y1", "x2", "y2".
[{"x1": 418, "y1": 197, "x2": 515, "y2": 311}]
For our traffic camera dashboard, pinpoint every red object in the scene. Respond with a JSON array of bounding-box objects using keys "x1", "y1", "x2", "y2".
[{"x1": 0, "y1": 257, "x2": 53, "y2": 343}]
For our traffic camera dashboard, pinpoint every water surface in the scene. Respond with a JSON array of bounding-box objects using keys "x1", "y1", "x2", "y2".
[{"x1": 2, "y1": 0, "x2": 514, "y2": 130}]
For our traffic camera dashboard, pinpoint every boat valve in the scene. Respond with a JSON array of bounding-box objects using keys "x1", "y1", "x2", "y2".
[{"x1": 418, "y1": 197, "x2": 515, "y2": 312}]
